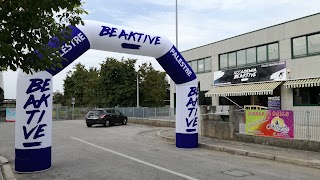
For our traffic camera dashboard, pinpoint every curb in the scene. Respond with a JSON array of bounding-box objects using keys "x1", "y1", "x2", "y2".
[
  {"x1": 156, "y1": 130, "x2": 320, "y2": 169},
  {"x1": 0, "y1": 156, "x2": 16, "y2": 180}
]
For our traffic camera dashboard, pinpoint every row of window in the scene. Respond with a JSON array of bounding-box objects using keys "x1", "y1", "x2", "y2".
[
  {"x1": 292, "y1": 33, "x2": 320, "y2": 58},
  {"x1": 293, "y1": 87, "x2": 320, "y2": 106},
  {"x1": 190, "y1": 32, "x2": 320, "y2": 72},
  {"x1": 219, "y1": 43, "x2": 279, "y2": 69},
  {"x1": 189, "y1": 57, "x2": 211, "y2": 74}
]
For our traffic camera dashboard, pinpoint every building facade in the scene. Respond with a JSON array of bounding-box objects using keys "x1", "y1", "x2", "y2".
[{"x1": 170, "y1": 13, "x2": 320, "y2": 111}]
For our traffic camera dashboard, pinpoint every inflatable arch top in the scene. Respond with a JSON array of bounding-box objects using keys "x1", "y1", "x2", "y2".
[{"x1": 15, "y1": 20, "x2": 199, "y2": 173}]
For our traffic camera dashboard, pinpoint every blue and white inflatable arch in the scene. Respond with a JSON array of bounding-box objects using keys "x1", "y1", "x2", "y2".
[{"x1": 15, "y1": 20, "x2": 199, "y2": 173}]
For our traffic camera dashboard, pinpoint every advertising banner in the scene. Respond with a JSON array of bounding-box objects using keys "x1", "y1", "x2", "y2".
[
  {"x1": 246, "y1": 110, "x2": 294, "y2": 138},
  {"x1": 214, "y1": 62, "x2": 286, "y2": 85},
  {"x1": 268, "y1": 96, "x2": 281, "y2": 110},
  {"x1": 6, "y1": 107, "x2": 16, "y2": 122}
]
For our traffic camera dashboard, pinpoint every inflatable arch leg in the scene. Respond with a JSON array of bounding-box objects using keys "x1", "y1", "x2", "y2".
[{"x1": 15, "y1": 20, "x2": 199, "y2": 173}]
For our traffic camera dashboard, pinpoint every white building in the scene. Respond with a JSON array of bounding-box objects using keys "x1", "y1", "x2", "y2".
[{"x1": 170, "y1": 13, "x2": 320, "y2": 111}]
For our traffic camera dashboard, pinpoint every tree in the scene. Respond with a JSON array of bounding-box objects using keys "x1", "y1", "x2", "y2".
[
  {"x1": 63, "y1": 63, "x2": 88, "y2": 106},
  {"x1": 53, "y1": 90, "x2": 65, "y2": 105},
  {"x1": 0, "y1": 1, "x2": 87, "y2": 73},
  {"x1": 99, "y1": 57, "x2": 137, "y2": 107},
  {"x1": 138, "y1": 62, "x2": 167, "y2": 107},
  {"x1": 83, "y1": 67, "x2": 101, "y2": 107}
]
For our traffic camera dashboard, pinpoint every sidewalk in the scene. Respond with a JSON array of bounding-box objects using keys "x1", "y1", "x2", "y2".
[
  {"x1": 157, "y1": 128, "x2": 320, "y2": 169},
  {"x1": 0, "y1": 156, "x2": 15, "y2": 180}
]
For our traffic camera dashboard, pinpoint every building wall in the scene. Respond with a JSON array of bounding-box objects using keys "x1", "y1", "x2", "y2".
[{"x1": 170, "y1": 13, "x2": 320, "y2": 110}]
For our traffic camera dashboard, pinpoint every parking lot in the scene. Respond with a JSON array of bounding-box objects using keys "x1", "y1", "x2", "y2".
[{"x1": 1, "y1": 120, "x2": 320, "y2": 180}]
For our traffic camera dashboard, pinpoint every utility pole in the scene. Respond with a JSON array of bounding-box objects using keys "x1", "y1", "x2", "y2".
[
  {"x1": 71, "y1": 97, "x2": 75, "y2": 120},
  {"x1": 176, "y1": 0, "x2": 178, "y2": 49},
  {"x1": 137, "y1": 72, "x2": 139, "y2": 107},
  {"x1": 170, "y1": 0, "x2": 178, "y2": 109}
]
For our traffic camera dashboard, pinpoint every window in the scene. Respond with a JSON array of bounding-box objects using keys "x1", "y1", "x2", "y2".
[
  {"x1": 106, "y1": 109, "x2": 115, "y2": 114},
  {"x1": 115, "y1": 110, "x2": 122, "y2": 115},
  {"x1": 293, "y1": 87, "x2": 320, "y2": 106},
  {"x1": 189, "y1": 57, "x2": 212, "y2": 74},
  {"x1": 292, "y1": 33, "x2": 320, "y2": 58},
  {"x1": 257, "y1": 45, "x2": 267, "y2": 63},
  {"x1": 218, "y1": 42, "x2": 279, "y2": 70},
  {"x1": 191, "y1": 61, "x2": 197, "y2": 73},
  {"x1": 237, "y1": 50, "x2": 246, "y2": 66},
  {"x1": 220, "y1": 54, "x2": 228, "y2": 69},
  {"x1": 293, "y1": 36, "x2": 307, "y2": 57},
  {"x1": 308, "y1": 34, "x2": 320, "y2": 54},
  {"x1": 246, "y1": 47, "x2": 256, "y2": 64},
  {"x1": 204, "y1": 57, "x2": 211, "y2": 72},
  {"x1": 228, "y1": 52, "x2": 236, "y2": 67},
  {"x1": 268, "y1": 43, "x2": 279, "y2": 60},
  {"x1": 198, "y1": 59, "x2": 204, "y2": 72}
]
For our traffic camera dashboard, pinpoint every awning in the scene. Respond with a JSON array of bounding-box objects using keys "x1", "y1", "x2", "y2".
[
  {"x1": 205, "y1": 81, "x2": 282, "y2": 97},
  {"x1": 283, "y1": 78, "x2": 320, "y2": 88}
]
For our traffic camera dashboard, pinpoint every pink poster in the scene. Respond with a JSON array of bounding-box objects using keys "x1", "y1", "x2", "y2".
[{"x1": 246, "y1": 110, "x2": 294, "y2": 138}]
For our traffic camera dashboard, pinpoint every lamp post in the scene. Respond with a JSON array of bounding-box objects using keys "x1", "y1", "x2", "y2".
[
  {"x1": 170, "y1": 0, "x2": 178, "y2": 109},
  {"x1": 176, "y1": 0, "x2": 178, "y2": 49},
  {"x1": 137, "y1": 72, "x2": 139, "y2": 107},
  {"x1": 71, "y1": 97, "x2": 75, "y2": 120}
]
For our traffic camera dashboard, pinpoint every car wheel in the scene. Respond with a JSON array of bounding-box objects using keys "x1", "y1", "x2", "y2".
[
  {"x1": 122, "y1": 118, "x2": 127, "y2": 125},
  {"x1": 86, "y1": 123, "x2": 92, "y2": 127},
  {"x1": 104, "y1": 120, "x2": 110, "y2": 127}
]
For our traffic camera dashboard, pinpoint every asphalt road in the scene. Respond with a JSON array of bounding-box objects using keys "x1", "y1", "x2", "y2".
[{"x1": 1, "y1": 120, "x2": 320, "y2": 180}]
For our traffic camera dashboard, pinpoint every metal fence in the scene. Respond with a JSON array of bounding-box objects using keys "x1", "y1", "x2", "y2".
[
  {"x1": 294, "y1": 110, "x2": 320, "y2": 141},
  {"x1": 52, "y1": 106, "x2": 92, "y2": 120},
  {"x1": 52, "y1": 106, "x2": 176, "y2": 121},
  {"x1": 115, "y1": 107, "x2": 176, "y2": 121}
]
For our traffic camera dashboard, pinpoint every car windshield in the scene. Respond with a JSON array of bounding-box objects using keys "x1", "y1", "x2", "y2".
[
  {"x1": 105, "y1": 109, "x2": 115, "y2": 114},
  {"x1": 87, "y1": 110, "x2": 103, "y2": 116}
]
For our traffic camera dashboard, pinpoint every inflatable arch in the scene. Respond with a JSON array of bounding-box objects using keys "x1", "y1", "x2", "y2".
[{"x1": 15, "y1": 20, "x2": 199, "y2": 173}]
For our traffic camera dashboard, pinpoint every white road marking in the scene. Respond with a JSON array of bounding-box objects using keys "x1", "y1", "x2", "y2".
[{"x1": 71, "y1": 137, "x2": 199, "y2": 180}]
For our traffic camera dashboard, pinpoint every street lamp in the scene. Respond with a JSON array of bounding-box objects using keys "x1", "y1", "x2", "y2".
[
  {"x1": 170, "y1": 0, "x2": 178, "y2": 109},
  {"x1": 137, "y1": 72, "x2": 139, "y2": 107},
  {"x1": 176, "y1": 0, "x2": 178, "y2": 48}
]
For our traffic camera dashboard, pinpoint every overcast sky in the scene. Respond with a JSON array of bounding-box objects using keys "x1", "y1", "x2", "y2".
[{"x1": 4, "y1": 0, "x2": 320, "y2": 99}]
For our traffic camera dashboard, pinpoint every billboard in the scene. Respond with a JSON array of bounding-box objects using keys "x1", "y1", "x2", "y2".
[
  {"x1": 6, "y1": 107, "x2": 16, "y2": 122},
  {"x1": 245, "y1": 110, "x2": 294, "y2": 138},
  {"x1": 214, "y1": 62, "x2": 286, "y2": 85}
]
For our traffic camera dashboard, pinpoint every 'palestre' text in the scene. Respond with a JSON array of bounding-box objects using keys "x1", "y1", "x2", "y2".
[{"x1": 22, "y1": 78, "x2": 51, "y2": 148}]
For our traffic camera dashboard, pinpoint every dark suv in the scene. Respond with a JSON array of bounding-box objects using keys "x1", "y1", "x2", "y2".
[{"x1": 85, "y1": 108, "x2": 128, "y2": 127}]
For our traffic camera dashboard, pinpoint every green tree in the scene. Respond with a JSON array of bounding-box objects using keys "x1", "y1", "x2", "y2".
[
  {"x1": 63, "y1": 63, "x2": 88, "y2": 106},
  {"x1": 53, "y1": 90, "x2": 65, "y2": 105},
  {"x1": 138, "y1": 62, "x2": 167, "y2": 107},
  {"x1": 83, "y1": 67, "x2": 101, "y2": 107},
  {"x1": 99, "y1": 57, "x2": 137, "y2": 107},
  {"x1": 0, "y1": 0, "x2": 87, "y2": 73}
]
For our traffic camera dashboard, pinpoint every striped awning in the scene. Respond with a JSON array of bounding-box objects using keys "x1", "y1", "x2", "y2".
[
  {"x1": 284, "y1": 78, "x2": 320, "y2": 88},
  {"x1": 205, "y1": 81, "x2": 282, "y2": 97}
]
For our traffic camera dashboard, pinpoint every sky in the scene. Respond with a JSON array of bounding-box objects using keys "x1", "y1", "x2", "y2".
[{"x1": 4, "y1": 0, "x2": 320, "y2": 99}]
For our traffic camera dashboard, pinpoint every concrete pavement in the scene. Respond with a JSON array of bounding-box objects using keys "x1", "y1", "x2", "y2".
[
  {"x1": 1, "y1": 121, "x2": 320, "y2": 179},
  {"x1": 0, "y1": 156, "x2": 15, "y2": 180},
  {"x1": 157, "y1": 128, "x2": 320, "y2": 169}
]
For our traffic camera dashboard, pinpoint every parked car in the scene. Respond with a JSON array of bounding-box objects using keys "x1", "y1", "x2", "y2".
[{"x1": 85, "y1": 108, "x2": 128, "y2": 127}]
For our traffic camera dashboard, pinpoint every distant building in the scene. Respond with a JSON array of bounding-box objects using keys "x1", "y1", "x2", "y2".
[{"x1": 170, "y1": 13, "x2": 320, "y2": 111}]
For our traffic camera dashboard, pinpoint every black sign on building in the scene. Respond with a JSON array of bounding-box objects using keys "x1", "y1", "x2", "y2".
[{"x1": 214, "y1": 62, "x2": 286, "y2": 85}]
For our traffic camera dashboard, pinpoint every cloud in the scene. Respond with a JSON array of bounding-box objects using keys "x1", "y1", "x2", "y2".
[{"x1": 4, "y1": 0, "x2": 320, "y2": 99}]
